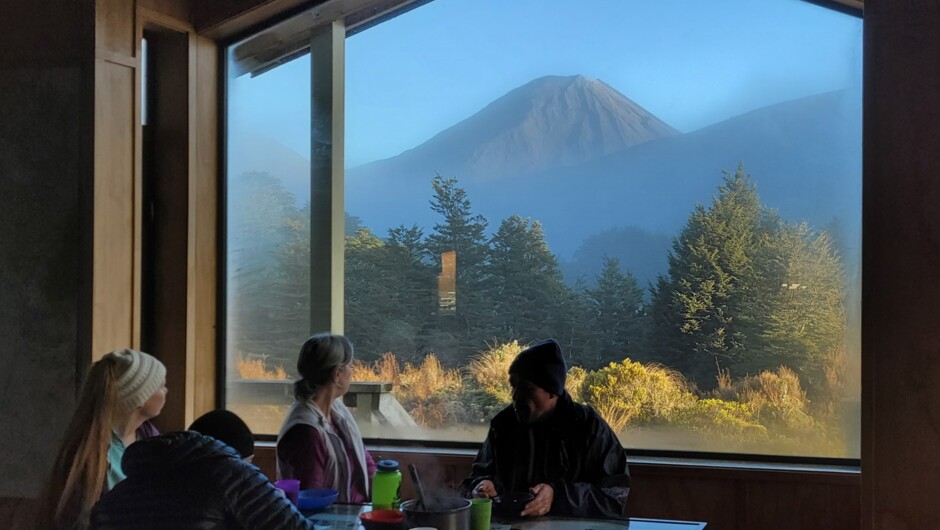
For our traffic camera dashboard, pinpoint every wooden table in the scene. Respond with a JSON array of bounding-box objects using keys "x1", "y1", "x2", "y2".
[{"x1": 304, "y1": 504, "x2": 706, "y2": 530}]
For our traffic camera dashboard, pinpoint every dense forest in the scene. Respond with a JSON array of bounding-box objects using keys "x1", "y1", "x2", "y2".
[{"x1": 228, "y1": 165, "x2": 852, "y2": 454}]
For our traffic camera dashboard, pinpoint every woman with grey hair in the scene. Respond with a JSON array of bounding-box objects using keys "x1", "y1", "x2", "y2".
[{"x1": 276, "y1": 333, "x2": 376, "y2": 503}]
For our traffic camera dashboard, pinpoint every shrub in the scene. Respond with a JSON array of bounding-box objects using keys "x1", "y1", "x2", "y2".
[
  {"x1": 397, "y1": 354, "x2": 463, "y2": 402},
  {"x1": 580, "y1": 359, "x2": 695, "y2": 432},
  {"x1": 453, "y1": 388, "x2": 507, "y2": 424},
  {"x1": 389, "y1": 354, "x2": 464, "y2": 427},
  {"x1": 566, "y1": 365, "x2": 586, "y2": 402},
  {"x1": 713, "y1": 366, "x2": 816, "y2": 434},
  {"x1": 408, "y1": 397, "x2": 453, "y2": 428},
  {"x1": 673, "y1": 398, "x2": 768, "y2": 443},
  {"x1": 348, "y1": 351, "x2": 467, "y2": 427}
]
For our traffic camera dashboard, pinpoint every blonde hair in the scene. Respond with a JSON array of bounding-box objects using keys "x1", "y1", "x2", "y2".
[{"x1": 36, "y1": 352, "x2": 133, "y2": 530}]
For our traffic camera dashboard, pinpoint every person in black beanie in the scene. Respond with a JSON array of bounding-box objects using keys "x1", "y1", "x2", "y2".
[
  {"x1": 461, "y1": 339, "x2": 631, "y2": 519},
  {"x1": 189, "y1": 409, "x2": 256, "y2": 463},
  {"x1": 90, "y1": 410, "x2": 316, "y2": 530}
]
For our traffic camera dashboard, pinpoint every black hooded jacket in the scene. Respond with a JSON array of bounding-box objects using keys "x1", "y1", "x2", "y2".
[
  {"x1": 460, "y1": 393, "x2": 630, "y2": 519},
  {"x1": 90, "y1": 431, "x2": 314, "y2": 530}
]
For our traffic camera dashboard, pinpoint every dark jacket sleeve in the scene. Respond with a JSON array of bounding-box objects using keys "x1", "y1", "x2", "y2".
[
  {"x1": 222, "y1": 458, "x2": 315, "y2": 530},
  {"x1": 459, "y1": 423, "x2": 506, "y2": 497},
  {"x1": 550, "y1": 413, "x2": 630, "y2": 519}
]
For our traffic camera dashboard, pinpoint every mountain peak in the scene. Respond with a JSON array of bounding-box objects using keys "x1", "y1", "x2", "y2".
[{"x1": 373, "y1": 74, "x2": 678, "y2": 181}]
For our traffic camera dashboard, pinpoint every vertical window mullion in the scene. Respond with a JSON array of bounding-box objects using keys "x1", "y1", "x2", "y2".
[{"x1": 309, "y1": 20, "x2": 346, "y2": 335}]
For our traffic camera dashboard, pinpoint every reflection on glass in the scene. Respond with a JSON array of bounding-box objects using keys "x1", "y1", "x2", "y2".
[
  {"x1": 438, "y1": 251, "x2": 457, "y2": 316},
  {"x1": 225, "y1": 46, "x2": 311, "y2": 433}
]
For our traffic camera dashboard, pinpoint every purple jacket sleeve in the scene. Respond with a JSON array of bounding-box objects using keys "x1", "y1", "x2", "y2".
[
  {"x1": 365, "y1": 449, "x2": 377, "y2": 477},
  {"x1": 277, "y1": 424, "x2": 329, "y2": 489},
  {"x1": 137, "y1": 420, "x2": 160, "y2": 440}
]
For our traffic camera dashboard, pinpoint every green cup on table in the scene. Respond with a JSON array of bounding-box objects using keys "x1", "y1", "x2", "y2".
[{"x1": 470, "y1": 497, "x2": 492, "y2": 530}]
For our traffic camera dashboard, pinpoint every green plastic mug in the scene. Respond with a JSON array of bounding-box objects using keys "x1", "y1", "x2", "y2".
[{"x1": 470, "y1": 498, "x2": 492, "y2": 530}]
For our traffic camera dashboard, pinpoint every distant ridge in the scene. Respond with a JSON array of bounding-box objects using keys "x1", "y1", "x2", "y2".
[
  {"x1": 345, "y1": 86, "x2": 860, "y2": 260},
  {"x1": 353, "y1": 75, "x2": 678, "y2": 183},
  {"x1": 225, "y1": 76, "x2": 861, "y2": 269}
]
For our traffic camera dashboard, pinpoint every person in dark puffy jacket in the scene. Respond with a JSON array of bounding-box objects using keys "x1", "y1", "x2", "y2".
[
  {"x1": 460, "y1": 339, "x2": 631, "y2": 519},
  {"x1": 89, "y1": 410, "x2": 314, "y2": 530}
]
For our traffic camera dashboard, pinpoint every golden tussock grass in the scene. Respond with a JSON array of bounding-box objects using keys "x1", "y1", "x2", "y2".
[
  {"x1": 350, "y1": 352, "x2": 401, "y2": 383},
  {"x1": 398, "y1": 354, "x2": 462, "y2": 402},
  {"x1": 467, "y1": 341, "x2": 521, "y2": 403},
  {"x1": 236, "y1": 357, "x2": 288, "y2": 380}
]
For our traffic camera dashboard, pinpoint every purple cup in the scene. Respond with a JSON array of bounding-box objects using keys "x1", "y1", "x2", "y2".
[{"x1": 275, "y1": 479, "x2": 301, "y2": 506}]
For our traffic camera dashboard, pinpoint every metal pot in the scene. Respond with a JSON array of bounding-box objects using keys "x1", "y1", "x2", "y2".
[{"x1": 401, "y1": 498, "x2": 471, "y2": 530}]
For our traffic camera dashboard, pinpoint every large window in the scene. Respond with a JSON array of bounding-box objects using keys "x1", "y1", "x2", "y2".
[
  {"x1": 225, "y1": 0, "x2": 862, "y2": 459},
  {"x1": 224, "y1": 48, "x2": 311, "y2": 431}
]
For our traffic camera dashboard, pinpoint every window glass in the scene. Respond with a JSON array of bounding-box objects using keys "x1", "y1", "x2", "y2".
[
  {"x1": 225, "y1": 47, "x2": 311, "y2": 434},
  {"x1": 224, "y1": 0, "x2": 863, "y2": 459},
  {"x1": 343, "y1": 0, "x2": 862, "y2": 457}
]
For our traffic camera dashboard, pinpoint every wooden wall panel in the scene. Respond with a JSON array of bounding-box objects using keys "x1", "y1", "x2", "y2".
[
  {"x1": 138, "y1": 0, "x2": 191, "y2": 22},
  {"x1": 193, "y1": 0, "x2": 314, "y2": 38},
  {"x1": 96, "y1": 0, "x2": 136, "y2": 57},
  {"x1": 630, "y1": 473, "x2": 740, "y2": 529},
  {"x1": 136, "y1": 4, "x2": 221, "y2": 429},
  {"x1": 89, "y1": 0, "x2": 222, "y2": 425},
  {"x1": 251, "y1": 446, "x2": 860, "y2": 530},
  {"x1": 144, "y1": 25, "x2": 193, "y2": 433},
  {"x1": 193, "y1": 34, "x2": 220, "y2": 417},
  {"x1": 92, "y1": 58, "x2": 137, "y2": 358},
  {"x1": 746, "y1": 481, "x2": 858, "y2": 530},
  {"x1": 862, "y1": 1, "x2": 940, "y2": 529}
]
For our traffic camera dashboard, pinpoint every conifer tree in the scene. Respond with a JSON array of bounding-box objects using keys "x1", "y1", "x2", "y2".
[
  {"x1": 344, "y1": 227, "x2": 391, "y2": 359},
  {"x1": 651, "y1": 165, "x2": 847, "y2": 396},
  {"x1": 754, "y1": 222, "x2": 846, "y2": 398},
  {"x1": 659, "y1": 165, "x2": 763, "y2": 383},
  {"x1": 385, "y1": 224, "x2": 437, "y2": 348},
  {"x1": 582, "y1": 257, "x2": 648, "y2": 366},
  {"x1": 485, "y1": 215, "x2": 572, "y2": 344}
]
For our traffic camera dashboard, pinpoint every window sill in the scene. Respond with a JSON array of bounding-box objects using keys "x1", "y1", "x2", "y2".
[
  {"x1": 627, "y1": 455, "x2": 859, "y2": 475},
  {"x1": 255, "y1": 441, "x2": 859, "y2": 475}
]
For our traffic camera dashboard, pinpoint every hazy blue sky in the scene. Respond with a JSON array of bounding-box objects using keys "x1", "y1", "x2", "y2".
[{"x1": 228, "y1": 0, "x2": 862, "y2": 167}]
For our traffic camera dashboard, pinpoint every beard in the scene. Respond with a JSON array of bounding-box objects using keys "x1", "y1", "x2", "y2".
[{"x1": 512, "y1": 401, "x2": 531, "y2": 423}]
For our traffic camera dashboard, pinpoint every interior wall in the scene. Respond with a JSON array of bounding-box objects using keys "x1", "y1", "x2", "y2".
[
  {"x1": 0, "y1": 1, "x2": 216, "y2": 524},
  {"x1": 862, "y1": 0, "x2": 940, "y2": 528},
  {"x1": 0, "y1": 0, "x2": 95, "y2": 502},
  {"x1": 251, "y1": 446, "x2": 860, "y2": 530}
]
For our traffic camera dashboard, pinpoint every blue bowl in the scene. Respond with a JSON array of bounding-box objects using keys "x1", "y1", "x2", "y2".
[{"x1": 298, "y1": 488, "x2": 339, "y2": 511}]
